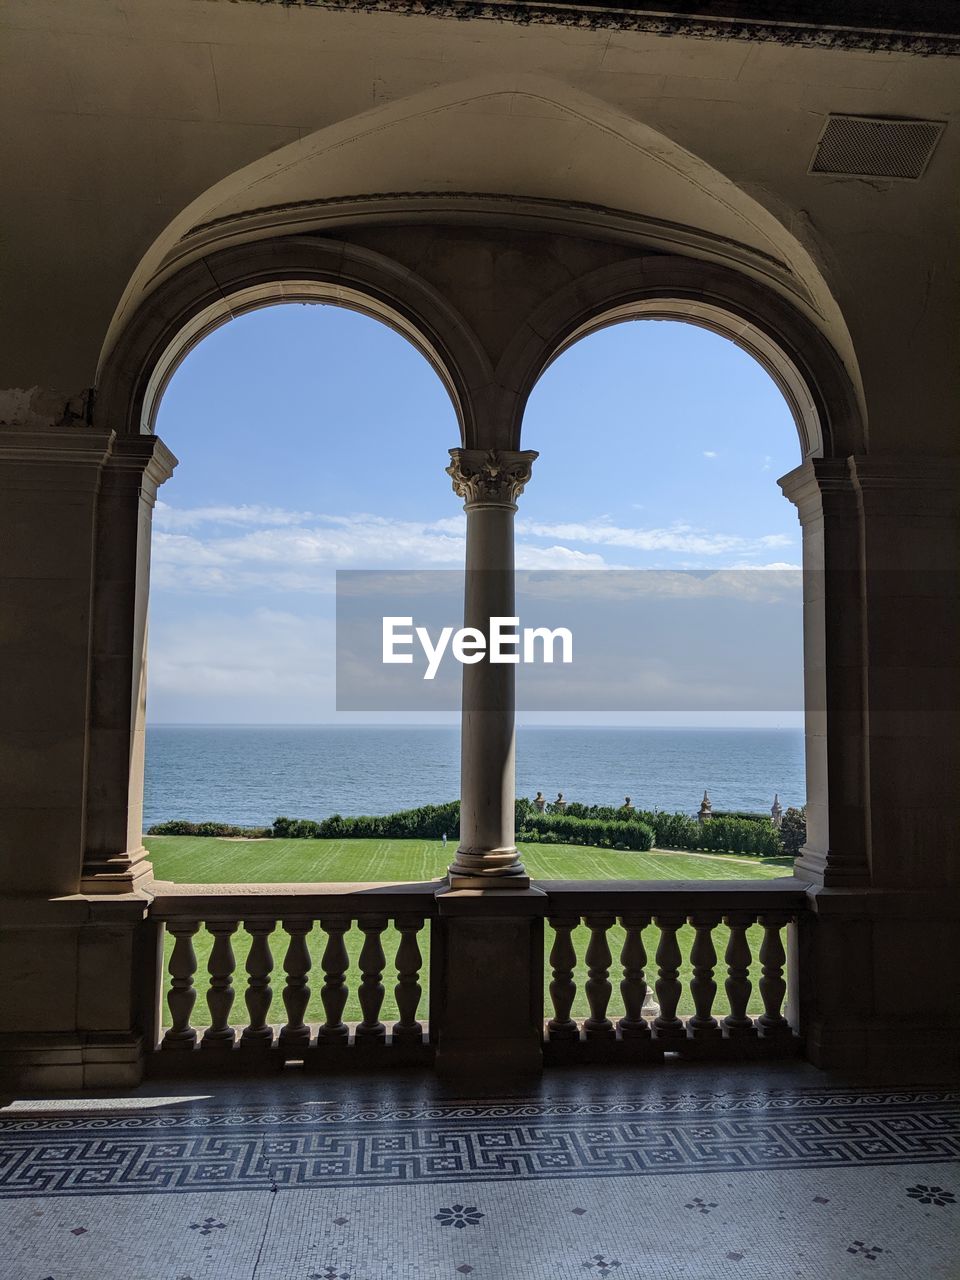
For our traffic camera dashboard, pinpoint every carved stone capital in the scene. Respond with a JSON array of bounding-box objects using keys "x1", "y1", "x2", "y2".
[{"x1": 446, "y1": 448, "x2": 538, "y2": 509}]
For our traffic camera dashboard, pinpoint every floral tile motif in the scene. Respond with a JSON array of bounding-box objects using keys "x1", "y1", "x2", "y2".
[
  {"x1": 906, "y1": 1184, "x2": 955, "y2": 1206},
  {"x1": 308, "y1": 1269, "x2": 350, "y2": 1280},
  {"x1": 189, "y1": 1216, "x2": 225, "y2": 1236},
  {"x1": 456, "y1": 1267, "x2": 474, "y2": 1275},
  {"x1": 69, "y1": 1226, "x2": 88, "y2": 1235},
  {"x1": 846, "y1": 1241, "x2": 885, "y2": 1262},
  {"x1": 436, "y1": 1204, "x2": 484, "y2": 1229},
  {"x1": 582, "y1": 1256, "x2": 622, "y2": 1275},
  {"x1": 685, "y1": 1196, "x2": 719, "y2": 1214}
]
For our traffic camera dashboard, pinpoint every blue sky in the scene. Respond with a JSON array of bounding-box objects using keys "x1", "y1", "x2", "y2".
[{"x1": 149, "y1": 305, "x2": 803, "y2": 725}]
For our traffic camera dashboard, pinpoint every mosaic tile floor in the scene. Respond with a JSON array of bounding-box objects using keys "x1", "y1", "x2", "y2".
[{"x1": 1, "y1": 1067, "x2": 957, "y2": 1279}]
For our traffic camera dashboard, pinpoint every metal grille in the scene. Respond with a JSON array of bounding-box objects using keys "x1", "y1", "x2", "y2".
[{"x1": 809, "y1": 115, "x2": 945, "y2": 179}]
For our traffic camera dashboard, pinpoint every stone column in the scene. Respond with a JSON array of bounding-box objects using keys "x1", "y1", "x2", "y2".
[
  {"x1": 82, "y1": 435, "x2": 176, "y2": 892},
  {"x1": 780, "y1": 459, "x2": 870, "y2": 889},
  {"x1": 0, "y1": 423, "x2": 115, "y2": 896},
  {"x1": 445, "y1": 447, "x2": 537, "y2": 890},
  {"x1": 850, "y1": 456, "x2": 960, "y2": 890},
  {"x1": 0, "y1": 419, "x2": 162, "y2": 1086},
  {"x1": 780, "y1": 455, "x2": 960, "y2": 1074}
]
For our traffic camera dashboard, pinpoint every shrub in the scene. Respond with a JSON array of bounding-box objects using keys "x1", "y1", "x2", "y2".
[
  {"x1": 273, "y1": 800, "x2": 460, "y2": 841},
  {"x1": 779, "y1": 806, "x2": 807, "y2": 858},
  {"x1": 517, "y1": 810, "x2": 654, "y2": 852},
  {"x1": 145, "y1": 820, "x2": 272, "y2": 838}
]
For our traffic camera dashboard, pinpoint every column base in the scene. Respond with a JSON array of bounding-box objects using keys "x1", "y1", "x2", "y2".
[
  {"x1": 80, "y1": 847, "x2": 155, "y2": 895},
  {"x1": 447, "y1": 847, "x2": 529, "y2": 890},
  {"x1": 447, "y1": 871, "x2": 531, "y2": 890},
  {"x1": 794, "y1": 845, "x2": 870, "y2": 888}
]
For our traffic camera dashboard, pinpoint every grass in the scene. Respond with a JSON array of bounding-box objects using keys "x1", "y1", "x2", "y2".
[
  {"x1": 145, "y1": 836, "x2": 788, "y2": 884},
  {"x1": 145, "y1": 836, "x2": 791, "y2": 1028}
]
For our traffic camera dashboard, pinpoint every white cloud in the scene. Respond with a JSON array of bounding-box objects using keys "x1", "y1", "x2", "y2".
[
  {"x1": 703, "y1": 450, "x2": 718, "y2": 459},
  {"x1": 150, "y1": 504, "x2": 795, "y2": 593},
  {"x1": 151, "y1": 513, "x2": 469, "y2": 591},
  {"x1": 149, "y1": 609, "x2": 336, "y2": 700},
  {"x1": 516, "y1": 517, "x2": 792, "y2": 557},
  {"x1": 516, "y1": 544, "x2": 619, "y2": 570},
  {"x1": 154, "y1": 501, "x2": 318, "y2": 530},
  {"x1": 726, "y1": 561, "x2": 802, "y2": 572}
]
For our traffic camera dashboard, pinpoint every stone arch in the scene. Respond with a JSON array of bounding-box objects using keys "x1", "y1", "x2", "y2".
[
  {"x1": 497, "y1": 254, "x2": 866, "y2": 460},
  {"x1": 503, "y1": 251, "x2": 871, "y2": 892},
  {"x1": 95, "y1": 236, "x2": 492, "y2": 444}
]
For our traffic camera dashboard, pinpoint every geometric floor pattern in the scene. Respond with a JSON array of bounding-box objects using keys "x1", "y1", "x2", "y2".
[{"x1": 1, "y1": 1068, "x2": 957, "y2": 1279}]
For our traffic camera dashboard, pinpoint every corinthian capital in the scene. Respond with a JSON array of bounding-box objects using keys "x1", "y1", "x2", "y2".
[{"x1": 446, "y1": 448, "x2": 538, "y2": 508}]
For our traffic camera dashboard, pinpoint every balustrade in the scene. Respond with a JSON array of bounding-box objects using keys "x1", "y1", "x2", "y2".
[
  {"x1": 541, "y1": 883, "x2": 805, "y2": 1062},
  {"x1": 153, "y1": 888, "x2": 432, "y2": 1067},
  {"x1": 151, "y1": 880, "x2": 806, "y2": 1072}
]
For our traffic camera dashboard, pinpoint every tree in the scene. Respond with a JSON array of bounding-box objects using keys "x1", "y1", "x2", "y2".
[{"x1": 780, "y1": 806, "x2": 807, "y2": 857}]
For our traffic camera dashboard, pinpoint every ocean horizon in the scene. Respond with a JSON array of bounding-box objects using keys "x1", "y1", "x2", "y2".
[{"x1": 142, "y1": 724, "x2": 806, "y2": 829}]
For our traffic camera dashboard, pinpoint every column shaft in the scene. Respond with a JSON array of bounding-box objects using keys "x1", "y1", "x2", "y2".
[
  {"x1": 445, "y1": 448, "x2": 536, "y2": 889},
  {"x1": 82, "y1": 435, "x2": 177, "y2": 891}
]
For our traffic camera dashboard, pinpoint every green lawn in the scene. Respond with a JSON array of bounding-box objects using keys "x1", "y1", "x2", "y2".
[
  {"x1": 145, "y1": 836, "x2": 790, "y2": 1028},
  {"x1": 145, "y1": 835, "x2": 789, "y2": 884}
]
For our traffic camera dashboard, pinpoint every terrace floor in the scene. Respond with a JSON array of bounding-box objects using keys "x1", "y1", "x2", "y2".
[{"x1": 1, "y1": 1062, "x2": 957, "y2": 1280}]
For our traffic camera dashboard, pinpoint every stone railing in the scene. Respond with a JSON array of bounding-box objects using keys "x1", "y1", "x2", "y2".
[
  {"x1": 148, "y1": 882, "x2": 437, "y2": 1072},
  {"x1": 541, "y1": 880, "x2": 807, "y2": 1064},
  {"x1": 146, "y1": 878, "x2": 809, "y2": 1073}
]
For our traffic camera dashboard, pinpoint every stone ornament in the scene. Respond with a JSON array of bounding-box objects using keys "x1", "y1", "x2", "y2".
[{"x1": 447, "y1": 447, "x2": 538, "y2": 508}]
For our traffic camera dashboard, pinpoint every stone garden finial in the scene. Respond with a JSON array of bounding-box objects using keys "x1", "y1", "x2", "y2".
[
  {"x1": 622, "y1": 796, "x2": 634, "y2": 811},
  {"x1": 554, "y1": 792, "x2": 566, "y2": 812},
  {"x1": 771, "y1": 793, "x2": 783, "y2": 828},
  {"x1": 698, "y1": 790, "x2": 712, "y2": 823},
  {"x1": 534, "y1": 791, "x2": 546, "y2": 812}
]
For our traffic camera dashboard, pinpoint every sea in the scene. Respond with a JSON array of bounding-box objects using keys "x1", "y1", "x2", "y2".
[{"x1": 142, "y1": 726, "x2": 805, "y2": 829}]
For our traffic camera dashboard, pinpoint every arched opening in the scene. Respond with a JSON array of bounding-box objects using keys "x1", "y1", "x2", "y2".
[
  {"x1": 143, "y1": 299, "x2": 463, "y2": 847},
  {"x1": 83, "y1": 241, "x2": 490, "y2": 898},
  {"x1": 516, "y1": 316, "x2": 805, "y2": 819},
  {"x1": 511, "y1": 315, "x2": 811, "y2": 1029}
]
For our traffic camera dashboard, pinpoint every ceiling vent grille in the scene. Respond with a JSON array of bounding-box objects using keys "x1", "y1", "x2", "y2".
[{"x1": 809, "y1": 115, "x2": 945, "y2": 179}]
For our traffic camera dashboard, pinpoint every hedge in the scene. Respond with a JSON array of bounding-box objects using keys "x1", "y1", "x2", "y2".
[
  {"x1": 147, "y1": 796, "x2": 785, "y2": 857},
  {"x1": 146, "y1": 820, "x2": 273, "y2": 838},
  {"x1": 517, "y1": 810, "x2": 654, "y2": 851},
  {"x1": 271, "y1": 800, "x2": 461, "y2": 841}
]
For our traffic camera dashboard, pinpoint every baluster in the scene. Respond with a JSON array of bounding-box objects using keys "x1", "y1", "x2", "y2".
[
  {"x1": 201, "y1": 920, "x2": 238, "y2": 1051},
  {"x1": 652, "y1": 913, "x2": 686, "y2": 1042},
  {"x1": 355, "y1": 914, "x2": 388, "y2": 1044},
  {"x1": 617, "y1": 913, "x2": 651, "y2": 1040},
  {"x1": 583, "y1": 913, "x2": 616, "y2": 1039},
  {"x1": 317, "y1": 915, "x2": 351, "y2": 1045},
  {"x1": 757, "y1": 912, "x2": 792, "y2": 1039},
  {"x1": 162, "y1": 919, "x2": 199, "y2": 1050},
  {"x1": 723, "y1": 911, "x2": 757, "y2": 1038},
  {"x1": 688, "y1": 912, "x2": 722, "y2": 1040},
  {"x1": 547, "y1": 917, "x2": 580, "y2": 1041},
  {"x1": 392, "y1": 915, "x2": 425, "y2": 1046},
  {"x1": 240, "y1": 918, "x2": 276, "y2": 1049},
  {"x1": 278, "y1": 917, "x2": 313, "y2": 1052}
]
